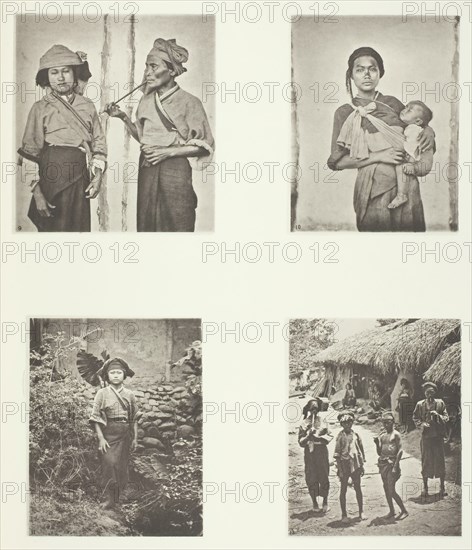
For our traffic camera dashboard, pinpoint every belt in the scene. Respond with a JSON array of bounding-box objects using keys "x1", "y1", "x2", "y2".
[{"x1": 109, "y1": 418, "x2": 128, "y2": 423}]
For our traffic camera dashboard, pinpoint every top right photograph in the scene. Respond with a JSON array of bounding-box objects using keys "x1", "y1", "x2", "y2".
[{"x1": 291, "y1": 16, "x2": 460, "y2": 232}]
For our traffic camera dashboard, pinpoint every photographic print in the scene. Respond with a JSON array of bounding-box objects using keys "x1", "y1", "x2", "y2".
[
  {"x1": 291, "y1": 16, "x2": 460, "y2": 231},
  {"x1": 288, "y1": 318, "x2": 461, "y2": 536},
  {"x1": 29, "y1": 318, "x2": 202, "y2": 536},
  {"x1": 15, "y1": 14, "x2": 215, "y2": 232}
]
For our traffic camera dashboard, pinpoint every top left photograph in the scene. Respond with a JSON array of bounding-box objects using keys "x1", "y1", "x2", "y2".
[{"x1": 15, "y1": 13, "x2": 215, "y2": 232}]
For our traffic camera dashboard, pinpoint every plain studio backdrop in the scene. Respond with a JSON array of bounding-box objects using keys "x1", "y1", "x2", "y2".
[
  {"x1": 15, "y1": 15, "x2": 215, "y2": 232},
  {"x1": 292, "y1": 16, "x2": 458, "y2": 231}
]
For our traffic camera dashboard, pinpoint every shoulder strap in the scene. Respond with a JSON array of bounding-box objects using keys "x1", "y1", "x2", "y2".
[
  {"x1": 154, "y1": 92, "x2": 178, "y2": 132},
  {"x1": 109, "y1": 386, "x2": 131, "y2": 418}
]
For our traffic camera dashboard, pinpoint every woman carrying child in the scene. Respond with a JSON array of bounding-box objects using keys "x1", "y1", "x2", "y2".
[
  {"x1": 327, "y1": 46, "x2": 435, "y2": 231},
  {"x1": 298, "y1": 398, "x2": 333, "y2": 513}
]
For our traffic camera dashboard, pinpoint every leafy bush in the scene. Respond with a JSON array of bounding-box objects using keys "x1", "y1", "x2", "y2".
[
  {"x1": 128, "y1": 440, "x2": 202, "y2": 536},
  {"x1": 30, "y1": 334, "x2": 99, "y2": 492}
]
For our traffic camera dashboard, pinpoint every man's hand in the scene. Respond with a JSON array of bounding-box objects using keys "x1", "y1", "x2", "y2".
[
  {"x1": 104, "y1": 103, "x2": 126, "y2": 119},
  {"x1": 130, "y1": 439, "x2": 138, "y2": 453},
  {"x1": 141, "y1": 145, "x2": 173, "y2": 165}
]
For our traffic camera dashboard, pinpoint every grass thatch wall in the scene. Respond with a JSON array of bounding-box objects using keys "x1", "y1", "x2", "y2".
[
  {"x1": 313, "y1": 319, "x2": 460, "y2": 379},
  {"x1": 424, "y1": 342, "x2": 461, "y2": 387}
]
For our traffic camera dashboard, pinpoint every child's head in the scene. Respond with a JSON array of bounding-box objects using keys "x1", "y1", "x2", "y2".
[
  {"x1": 381, "y1": 412, "x2": 395, "y2": 430},
  {"x1": 338, "y1": 412, "x2": 355, "y2": 430},
  {"x1": 400, "y1": 101, "x2": 433, "y2": 127}
]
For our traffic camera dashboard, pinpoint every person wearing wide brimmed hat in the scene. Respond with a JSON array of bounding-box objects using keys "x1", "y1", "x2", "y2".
[
  {"x1": 334, "y1": 411, "x2": 366, "y2": 523},
  {"x1": 373, "y1": 412, "x2": 408, "y2": 520},
  {"x1": 413, "y1": 381, "x2": 449, "y2": 497},
  {"x1": 298, "y1": 397, "x2": 333, "y2": 513},
  {"x1": 18, "y1": 44, "x2": 107, "y2": 232},
  {"x1": 105, "y1": 37, "x2": 214, "y2": 232},
  {"x1": 89, "y1": 358, "x2": 139, "y2": 509}
]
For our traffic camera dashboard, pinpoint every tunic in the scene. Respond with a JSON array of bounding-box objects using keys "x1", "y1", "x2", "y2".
[
  {"x1": 18, "y1": 91, "x2": 107, "y2": 232},
  {"x1": 413, "y1": 398, "x2": 448, "y2": 478},
  {"x1": 327, "y1": 92, "x2": 432, "y2": 232},
  {"x1": 89, "y1": 386, "x2": 139, "y2": 492},
  {"x1": 135, "y1": 85, "x2": 214, "y2": 232},
  {"x1": 334, "y1": 429, "x2": 365, "y2": 478}
]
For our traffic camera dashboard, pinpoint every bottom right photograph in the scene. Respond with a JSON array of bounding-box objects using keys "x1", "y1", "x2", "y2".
[{"x1": 288, "y1": 318, "x2": 461, "y2": 536}]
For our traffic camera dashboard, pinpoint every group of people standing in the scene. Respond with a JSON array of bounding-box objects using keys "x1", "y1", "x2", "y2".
[
  {"x1": 299, "y1": 381, "x2": 449, "y2": 524},
  {"x1": 18, "y1": 38, "x2": 214, "y2": 232}
]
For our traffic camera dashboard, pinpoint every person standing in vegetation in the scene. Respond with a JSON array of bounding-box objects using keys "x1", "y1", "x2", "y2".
[{"x1": 89, "y1": 358, "x2": 139, "y2": 509}]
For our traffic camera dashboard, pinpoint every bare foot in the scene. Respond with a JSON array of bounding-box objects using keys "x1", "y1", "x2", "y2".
[
  {"x1": 341, "y1": 516, "x2": 350, "y2": 524},
  {"x1": 388, "y1": 193, "x2": 408, "y2": 209},
  {"x1": 322, "y1": 504, "x2": 330, "y2": 514},
  {"x1": 385, "y1": 511, "x2": 395, "y2": 519},
  {"x1": 359, "y1": 513, "x2": 367, "y2": 521},
  {"x1": 397, "y1": 510, "x2": 409, "y2": 520}
]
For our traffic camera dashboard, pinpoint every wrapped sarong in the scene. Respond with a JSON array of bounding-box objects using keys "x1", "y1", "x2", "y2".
[
  {"x1": 100, "y1": 420, "x2": 131, "y2": 493},
  {"x1": 28, "y1": 145, "x2": 90, "y2": 232},
  {"x1": 420, "y1": 436, "x2": 446, "y2": 479},
  {"x1": 137, "y1": 156, "x2": 197, "y2": 232}
]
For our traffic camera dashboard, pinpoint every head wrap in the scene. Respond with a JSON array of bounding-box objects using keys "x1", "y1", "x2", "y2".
[
  {"x1": 97, "y1": 357, "x2": 135, "y2": 381},
  {"x1": 422, "y1": 381, "x2": 438, "y2": 392},
  {"x1": 146, "y1": 38, "x2": 189, "y2": 76},
  {"x1": 381, "y1": 412, "x2": 395, "y2": 421},
  {"x1": 338, "y1": 411, "x2": 355, "y2": 423}
]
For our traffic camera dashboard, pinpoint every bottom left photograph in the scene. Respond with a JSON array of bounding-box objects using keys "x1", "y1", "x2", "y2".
[{"x1": 28, "y1": 318, "x2": 203, "y2": 537}]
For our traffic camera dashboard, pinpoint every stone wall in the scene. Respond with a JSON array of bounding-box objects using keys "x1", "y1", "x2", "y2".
[
  {"x1": 82, "y1": 369, "x2": 201, "y2": 454},
  {"x1": 35, "y1": 318, "x2": 201, "y2": 388}
]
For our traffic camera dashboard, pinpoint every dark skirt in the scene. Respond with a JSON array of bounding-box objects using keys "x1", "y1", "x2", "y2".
[
  {"x1": 397, "y1": 397, "x2": 414, "y2": 425},
  {"x1": 28, "y1": 145, "x2": 91, "y2": 232},
  {"x1": 137, "y1": 156, "x2": 197, "y2": 232},
  {"x1": 100, "y1": 421, "x2": 131, "y2": 492},
  {"x1": 304, "y1": 444, "x2": 329, "y2": 492},
  {"x1": 420, "y1": 436, "x2": 446, "y2": 479}
]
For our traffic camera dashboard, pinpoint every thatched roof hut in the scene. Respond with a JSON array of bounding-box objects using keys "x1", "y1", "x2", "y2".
[
  {"x1": 313, "y1": 319, "x2": 460, "y2": 375},
  {"x1": 424, "y1": 341, "x2": 461, "y2": 387}
]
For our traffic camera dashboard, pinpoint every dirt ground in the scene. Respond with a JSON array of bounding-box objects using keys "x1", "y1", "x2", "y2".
[{"x1": 288, "y1": 405, "x2": 462, "y2": 536}]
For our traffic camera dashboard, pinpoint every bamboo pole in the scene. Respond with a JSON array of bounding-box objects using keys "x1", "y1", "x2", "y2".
[
  {"x1": 121, "y1": 14, "x2": 136, "y2": 231},
  {"x1": 448, "y1": 18, "x2": 460, "y2": 231},
  {"x1": 290, "y1": 27, "x2": 299, "y2": 231},
  {"x1": 97, "y1": 14, "x2": 111, "y2": 231}
]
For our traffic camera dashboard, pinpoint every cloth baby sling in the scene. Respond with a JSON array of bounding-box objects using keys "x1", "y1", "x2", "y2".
[{"x1": 336, "y1": 100, "x2": 408, "y2": 225}]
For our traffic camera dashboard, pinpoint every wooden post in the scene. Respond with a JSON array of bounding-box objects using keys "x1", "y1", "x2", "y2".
[
  {"x1": 448, "y1": 18, "x2": 460, "y2": 231},
  {"x1": 122, "y1": 15, "x2": 136, "y2": 231},
  {"x1": 290, "y1": 27, "x2": 299, "y2": 231},
  {"x1": 97, "y1": 14, "x2": 111, "y2": 231}
]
